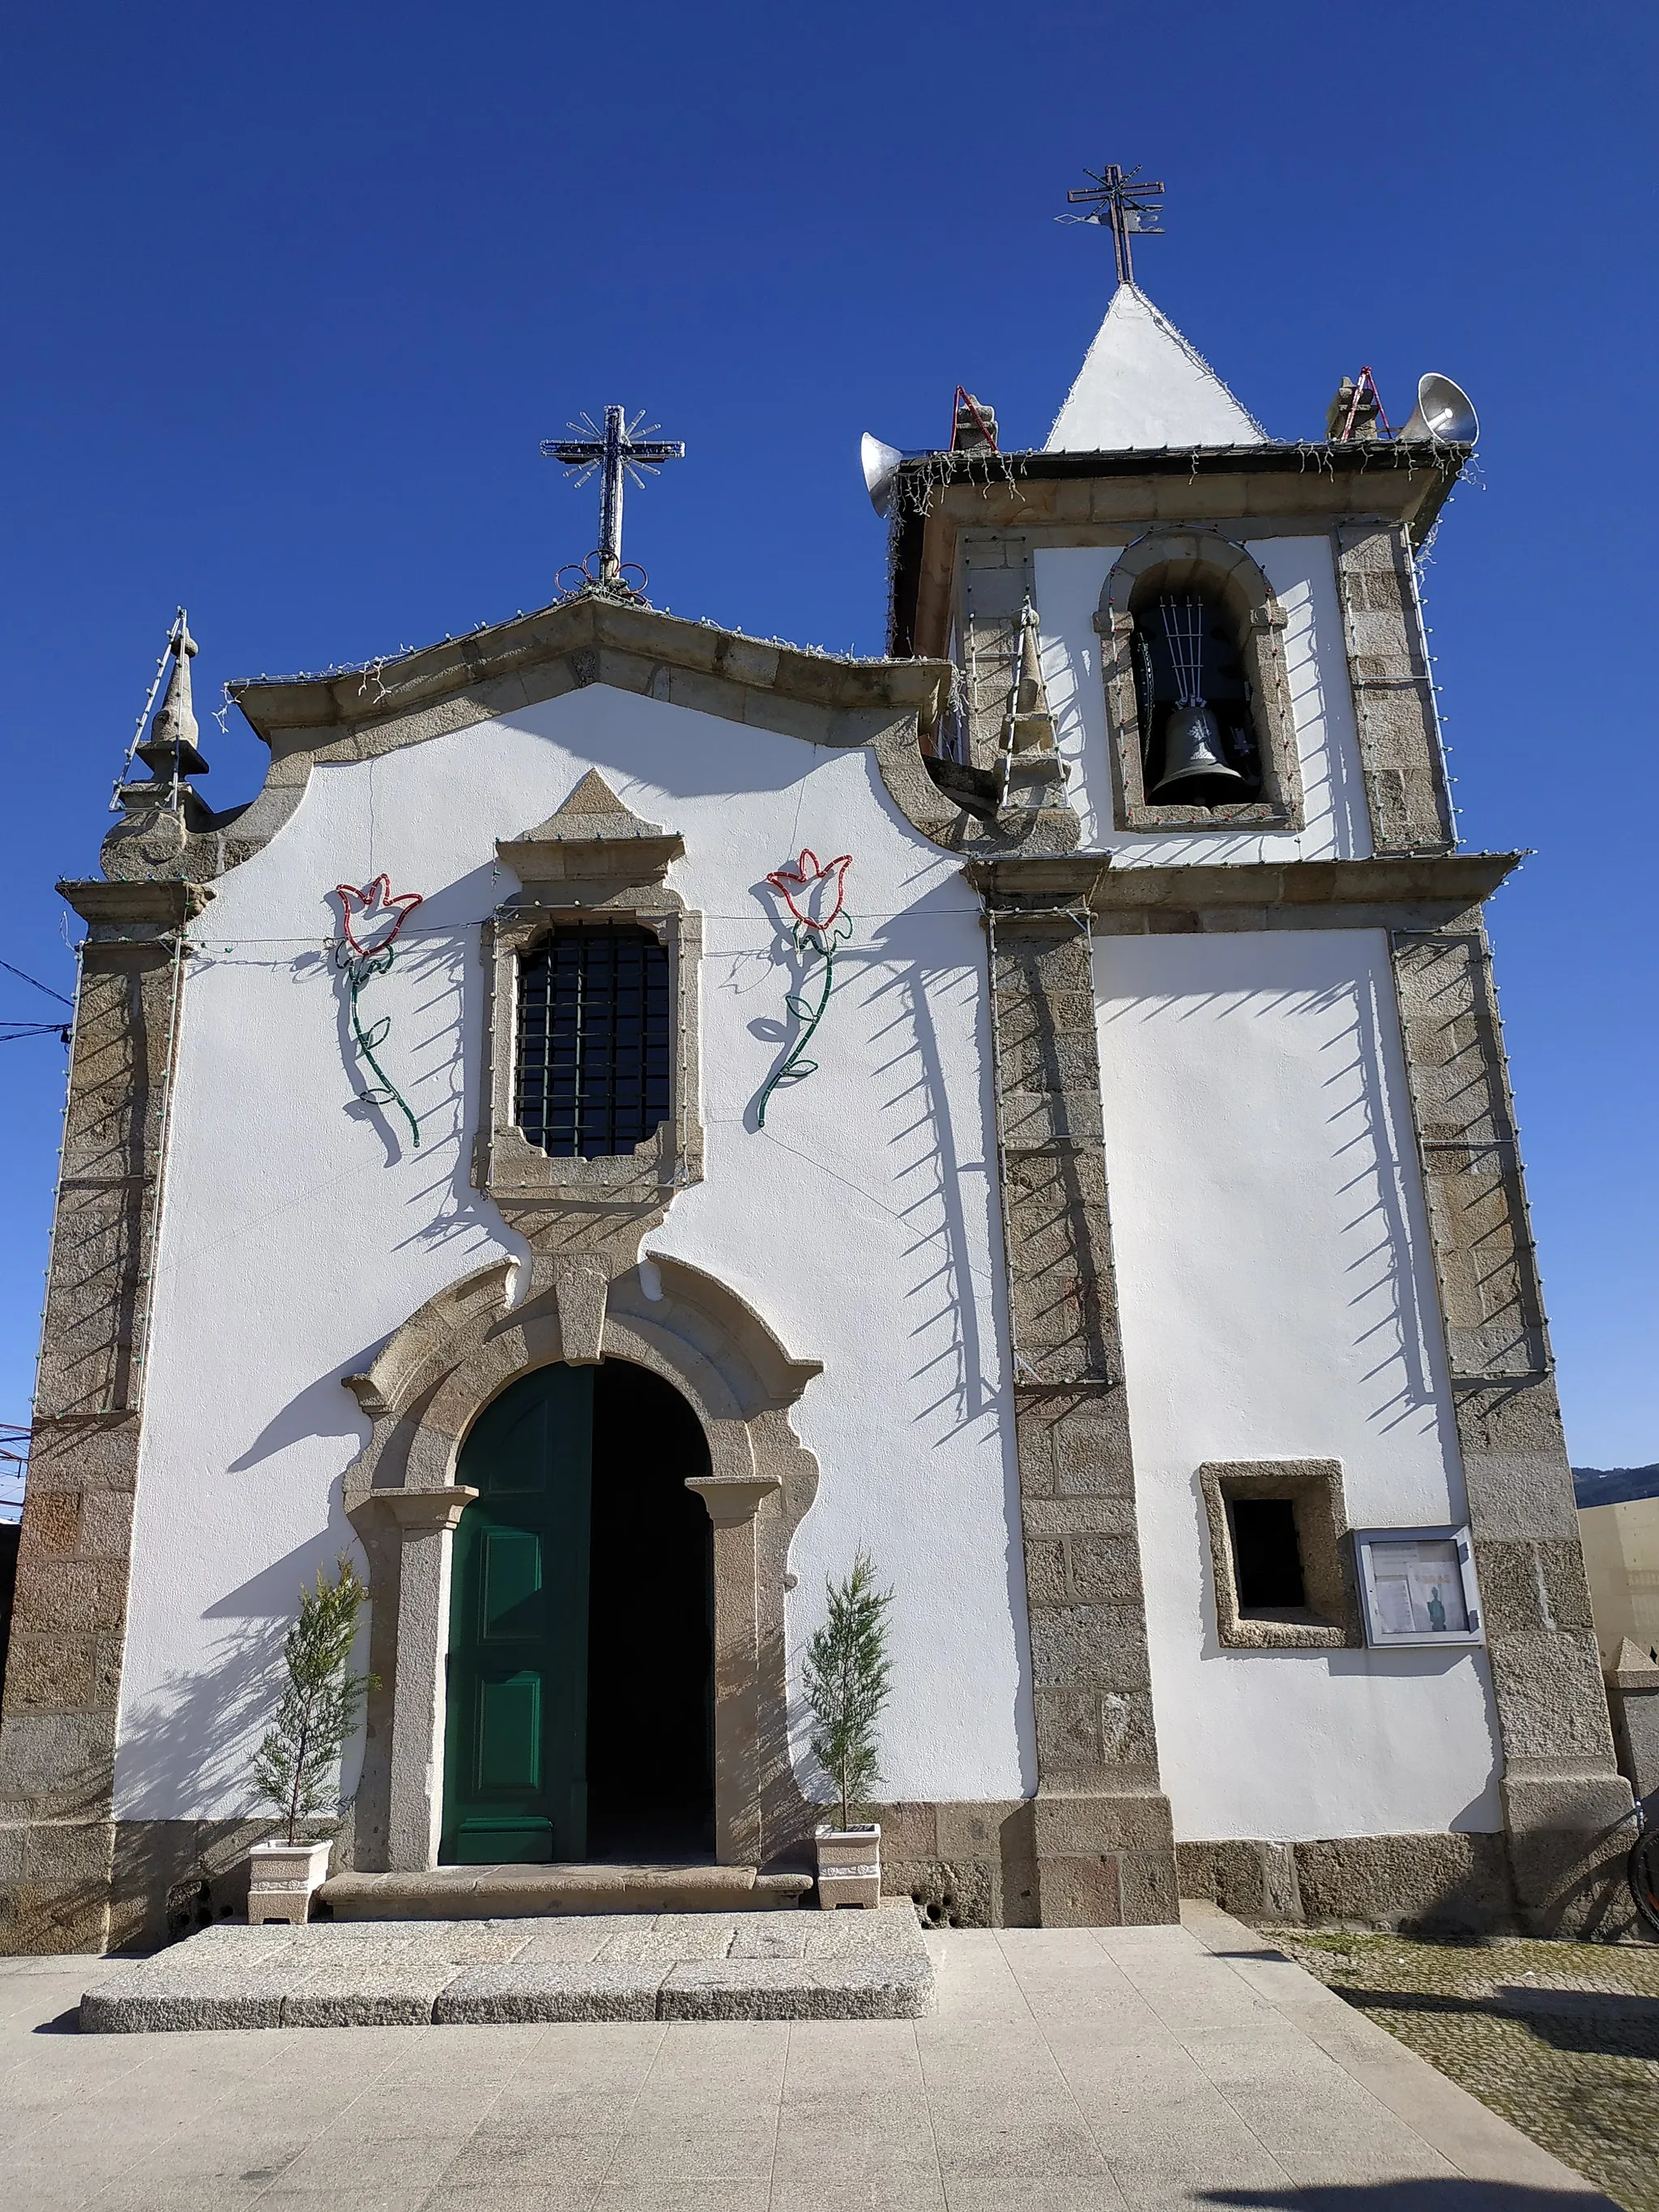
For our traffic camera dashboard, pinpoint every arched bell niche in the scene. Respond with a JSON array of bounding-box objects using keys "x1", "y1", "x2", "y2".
[{"x1": 1094, "y1": 527, "x2": 1304, "y2": 833}]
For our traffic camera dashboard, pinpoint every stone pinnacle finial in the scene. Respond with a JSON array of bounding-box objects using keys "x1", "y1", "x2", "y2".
[
  {"x1": 134, "y1": 614, "x2": 207, "y2": 781},
  {"x1": 998, "y1": 597, "x2": 1067, "y2": 814},
  {"x1": 105, "y1": 610, "x2": 215, "y2": 884},
  {"x1": 1004, "y1": 599, "x2": 1059, "y2": 758}
]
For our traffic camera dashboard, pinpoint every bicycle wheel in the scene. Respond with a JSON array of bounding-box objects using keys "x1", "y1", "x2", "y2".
[{"x1": 1630, "y1": 1828, "x2": 1659, "y2": 1939}]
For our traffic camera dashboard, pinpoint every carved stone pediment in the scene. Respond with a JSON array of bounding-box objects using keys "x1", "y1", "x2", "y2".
[{"x1": 496, "y1": 769, "x2": 684, "y2": 890}]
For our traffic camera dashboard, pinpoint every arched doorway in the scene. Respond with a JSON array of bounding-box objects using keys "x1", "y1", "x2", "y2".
[{"x1": 439, "y1": 1359, "x2": 714, "y2": 1866}]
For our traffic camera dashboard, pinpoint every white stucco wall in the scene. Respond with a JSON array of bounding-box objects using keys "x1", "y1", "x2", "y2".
[
  {"x1": 1095, "y1": 928, "x2": 1503, "y2": 1840},
  {"x1": 112, "y1": 686, "x2": 1034, "y2": 1819},
  {"x1": 1045, "y1": 287, "x2": 1268, "y2": 453},
  {"x1": 1034, "y1": 537, "x2": 1372, "y2": 861}
]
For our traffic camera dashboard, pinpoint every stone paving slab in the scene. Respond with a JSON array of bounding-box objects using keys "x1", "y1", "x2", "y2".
[
  {"x1": 1, "y1": 1907, "x2": 1620, "y2": 2212},
  {"x1": 79, "y1": 1905, "x2": 931, "y2": 2031}
]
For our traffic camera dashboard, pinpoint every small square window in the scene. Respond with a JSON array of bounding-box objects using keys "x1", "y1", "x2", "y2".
[{"x1": 1200, "y1": 1460, "x2": 1361, "y2": 1650}]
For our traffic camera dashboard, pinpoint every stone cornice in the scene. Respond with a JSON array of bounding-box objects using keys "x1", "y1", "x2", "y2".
[
  {"x1": 58, "y1": 878, "x2": 215, "y2": 936},
  {"x1": 964, "y1": 851, "x2": 1523, "y2": 928},
  {"x1": 228, "y1": 591, "x2": 951, "y2": 747},
  {"x1": 93, "y1": 598, "x2": 957, "y2": 890},
  {"x1": 889, "y1": 440, "x2": 1469, "y2": 660}
]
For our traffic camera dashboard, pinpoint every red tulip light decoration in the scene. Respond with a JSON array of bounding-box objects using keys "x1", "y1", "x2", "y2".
[
  {"x1": 767, "y1": 849, "x2": 852, "y2": 942},
  {"x1": 332, "y1": 876, "x2": 425, "y2": 1148},
  {"x1": 336, "y1": 876, "x2": 423, "y2": 966},
  {"x1": 756, "y1": 849, "x2": 853, "y2": 1128}
]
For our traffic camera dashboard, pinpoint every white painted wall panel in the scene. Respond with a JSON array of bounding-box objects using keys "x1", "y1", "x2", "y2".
[
  {"x1": 113, "y1": 687, "x2": 1034, "y2": 1819},
  {"x1": 1035, "y1": 537, "x2": 1372, "y2": 862},
  {"x1": 1095, "y1": 928, "x2": 1503, "y2": 1839}
]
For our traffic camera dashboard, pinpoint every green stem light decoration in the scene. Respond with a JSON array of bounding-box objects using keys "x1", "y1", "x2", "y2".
[
  {"x1": 756, "y1": 849, "x2": 853, "y2": 1129},
  {"x1": 334, "y1": 876, "x2": 424, "y2": 1149}
]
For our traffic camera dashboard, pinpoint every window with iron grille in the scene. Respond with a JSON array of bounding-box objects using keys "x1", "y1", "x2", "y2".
[{"x1": 515, "y1": 925, "x2": 672, "y2": 1159}]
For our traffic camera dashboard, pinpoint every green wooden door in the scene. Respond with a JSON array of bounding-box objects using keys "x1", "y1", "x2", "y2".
[{"x1": 441, "y1": 1365, "x2": 594, "y2": 1864}]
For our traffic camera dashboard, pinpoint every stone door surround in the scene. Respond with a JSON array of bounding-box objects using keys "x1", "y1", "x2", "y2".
[{"x1": 340, "y1": 1251, "x2": 821, "y2": 1876}]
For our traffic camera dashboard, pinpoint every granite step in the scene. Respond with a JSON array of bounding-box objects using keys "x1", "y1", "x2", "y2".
[
  {"x1": 318, "y1": 1862, "x2": 814, "y2": 1920},
  {"x1": 79, "y1": 1907, "x2": 932, "y2": 2031}
]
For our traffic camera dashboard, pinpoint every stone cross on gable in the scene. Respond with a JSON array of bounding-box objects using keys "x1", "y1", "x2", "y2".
[{"x1": 541, "y1": 404, "x2": 685, "y2": 589}]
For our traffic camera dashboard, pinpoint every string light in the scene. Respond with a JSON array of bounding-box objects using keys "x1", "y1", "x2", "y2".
[{"x1": 108, "y1": 609, "x2": 184, "y2": 813}]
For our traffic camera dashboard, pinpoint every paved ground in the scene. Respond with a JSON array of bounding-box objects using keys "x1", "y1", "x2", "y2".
[
  {"x1": 1265, "y1": 1926, "x2": 1659, "y2": 2212},
  {"x1": 0, "y1": 1905, "x2": 1616, "y2": 2212}
]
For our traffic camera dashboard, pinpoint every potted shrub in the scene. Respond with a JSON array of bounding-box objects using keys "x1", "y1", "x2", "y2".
[
  {"x1": 246, "y1": 1554, "x2": 375, "y2": 1924},
  {"x1": 802, "y1": 1551, "x2": 892, "y2": 1908}
]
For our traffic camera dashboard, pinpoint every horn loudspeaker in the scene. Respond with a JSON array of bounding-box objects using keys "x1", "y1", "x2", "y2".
[{"x1": 1397, "y1": 373, "x2": 1479, "y2": 445}]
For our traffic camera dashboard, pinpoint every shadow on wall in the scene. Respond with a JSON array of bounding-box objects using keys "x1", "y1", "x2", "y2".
[
  {"x1": 227, "y1": 1366, "x2": 371, "y2": 1474},
  {"x1": 744, "y1": 936, "x2": 996, "y2": 1438},
  {"x1": 1340, "y1": 966, "x2": 1451, "y2": 1446},
  {"x1": 1208, "y1": 2191, "x2": 1619, "y2": 2212},
  {"x1": 736, "y1": 860, "x2": 1004, "y2": 1443},
  {"x1": 1277, "y1": 570, "x2": 1370, "y2": 862},
  {"x1": 113, "y1": 1616, "x2": 286, "y2": 1819},
  {"x1": 203, "y1": 1534, "x2": 360, "y2": 1618},
  {"x1": 1101, "y1": 959, "x2": 1452, "y2": 1458}
]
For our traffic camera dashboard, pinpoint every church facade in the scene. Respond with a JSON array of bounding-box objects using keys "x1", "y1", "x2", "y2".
[{"x1": 0, "y1": 274, "x2": 1636, "y2": 1952}]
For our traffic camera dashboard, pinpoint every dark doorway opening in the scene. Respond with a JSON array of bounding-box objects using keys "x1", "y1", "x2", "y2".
[{"x1": 586, "y1": 1360, "x2": 714, "y2": 1861}]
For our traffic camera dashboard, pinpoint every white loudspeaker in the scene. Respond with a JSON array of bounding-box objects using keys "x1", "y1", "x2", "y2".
[
  {"x1": 859, "y1": 433, "x2": 909, "y2": 518},
  {"x1": 1397, "y1": 373, "x2": 1479, "y2": 445}
]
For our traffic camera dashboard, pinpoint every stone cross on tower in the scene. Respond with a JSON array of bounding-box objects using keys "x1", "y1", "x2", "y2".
[
  {"x1": 1060, "y1": 163, "x2": 1166, "y2": 288},
  {"x1": 541, "y1": 405, "x2": 685, "y2": 590}
]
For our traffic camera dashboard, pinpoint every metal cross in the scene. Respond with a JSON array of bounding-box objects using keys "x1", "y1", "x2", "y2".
[
  {"x1": 1059, "y1": 163, "x2": 1166, "y2": 288},
  {"x1": 541, "y1": 404, "x2": 685, "y2": 587}
]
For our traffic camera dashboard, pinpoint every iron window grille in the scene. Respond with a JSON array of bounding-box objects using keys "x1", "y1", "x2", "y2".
[{"x1": 515, "y1": 924, "x2": 672, "y2": 1159}]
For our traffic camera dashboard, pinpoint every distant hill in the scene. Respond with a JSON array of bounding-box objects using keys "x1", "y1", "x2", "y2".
[{"x1": 1573, "y1": 1464, "x2": 1659, "y2": 1509}]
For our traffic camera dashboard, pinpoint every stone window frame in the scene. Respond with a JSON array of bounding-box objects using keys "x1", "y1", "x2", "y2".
[
  {"x1": 1199, "y1": 1459, "x2": 1362, "y2": 1650},
  {"x1": 475, "y1": 887, "x2": 704, "y2": 1207},
  {"x1": 1094, "y1": 528, "x2": 1303, "y2": 834}
]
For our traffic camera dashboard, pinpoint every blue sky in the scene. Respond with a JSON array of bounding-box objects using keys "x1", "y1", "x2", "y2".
[{"x1": 0, "y1": 1, "x2": 1652, "y2": 1511}]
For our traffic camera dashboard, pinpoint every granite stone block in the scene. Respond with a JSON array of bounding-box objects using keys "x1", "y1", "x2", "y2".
[
  {"x1": 433, "y1": 1962, "x2": 663, "y2": 2023},
  {"x1": 281, "y1": 1964, "x2": 451, "y2": 2027},
  {"x1": 79, "y1": 1965, "x2": 291, "y2": 2032},
  {"x1": 658, "y1": 1958, "x2": 934, "y2": 2020}
]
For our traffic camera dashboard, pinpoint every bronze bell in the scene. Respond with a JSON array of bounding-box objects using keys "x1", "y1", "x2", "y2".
[{"x1": 1151, "y1": 701, "x2": 1247, "y2": 799}]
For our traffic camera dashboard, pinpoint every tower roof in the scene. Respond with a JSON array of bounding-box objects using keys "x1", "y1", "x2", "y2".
[{"x1": 1045, "y1": 283, "x2": 1267, "y2": 453}]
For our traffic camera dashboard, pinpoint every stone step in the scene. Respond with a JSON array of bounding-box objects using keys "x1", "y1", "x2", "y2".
[
  {"x1": 79, "y1": 1908, "x2": 932, "y2": 2030},
  {"x1": 318, "y1": 1862, "x2": 814, "y2": 1920}
]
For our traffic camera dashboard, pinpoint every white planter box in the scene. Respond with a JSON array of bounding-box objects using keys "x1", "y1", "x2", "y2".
[
  {"x1": 247, "y1": 1838, "x2": 333, "y2": 1926},
  {"x1": 816, "y1": 1822, "x2": 881, "y2": 1910}
]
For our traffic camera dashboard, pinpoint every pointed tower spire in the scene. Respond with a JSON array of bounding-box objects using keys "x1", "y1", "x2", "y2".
[
  {"x1": 1051, "y1": 165, "x2": 1265, "y2": 451},
  {"x1": 1046, "y1": 285, "x2": 1267, "y2": 453}
]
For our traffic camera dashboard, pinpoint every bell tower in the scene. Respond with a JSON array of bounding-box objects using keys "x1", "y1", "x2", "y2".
[{"x1": 871, "y1": 176, "x2": 1636, "y2": 1936}]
